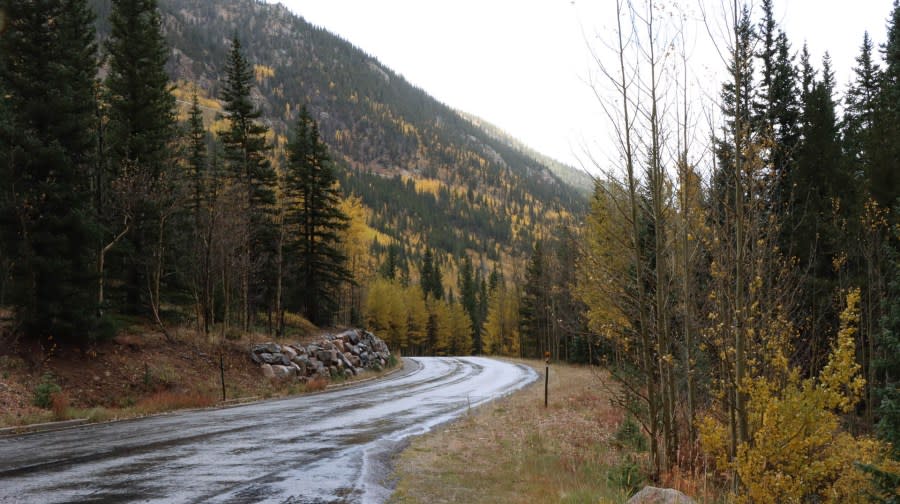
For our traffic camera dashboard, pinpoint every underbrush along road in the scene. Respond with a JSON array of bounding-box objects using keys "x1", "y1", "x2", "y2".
[{"x1": 0, "y1": 357, "x2": 537, "y2": 503}]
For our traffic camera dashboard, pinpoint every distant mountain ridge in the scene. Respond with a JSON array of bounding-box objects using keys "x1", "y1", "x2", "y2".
[
  {"x1": 89, "y1": 0, "x2": 586, "y2": 268},
  {"x1": 459, "y1": 112, "x2": 594, "y2": 197}
]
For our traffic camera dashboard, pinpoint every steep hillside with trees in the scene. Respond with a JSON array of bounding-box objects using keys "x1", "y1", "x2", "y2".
[{"x1": 92, "y1": 0, "x2": 586, "y2": 265}]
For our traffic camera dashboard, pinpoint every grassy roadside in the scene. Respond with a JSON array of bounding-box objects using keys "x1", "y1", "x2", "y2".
[{"x1": 389, "y1": 360, "x2": 649, "y2": 504}]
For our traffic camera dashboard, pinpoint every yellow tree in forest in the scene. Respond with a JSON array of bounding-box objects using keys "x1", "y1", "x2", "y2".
[
  {"x1": 365, "y1": 278, "x2": 407, "y2": 350},
  {"x1": 338, "y1": 195, "x2": 375, "y2": 325},
  {"x1": 426, "y1": 298, "x2": 451, "y2": 356},
  {"x1": 483, "y1": 286, "x2": 520, "y2": 356},
  {"x1": 699, "y1": 289, "x2": 900, "y2": 503},
  {"x1": 404, "y1": 285, "x2": 428, "y2": 354},
  {"x1": 447, "y1": 301, "x2": 473, "y2": 356}
]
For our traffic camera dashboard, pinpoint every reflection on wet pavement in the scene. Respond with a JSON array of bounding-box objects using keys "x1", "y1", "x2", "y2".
[{"x1": 0, "y1": 357, "x2": 537, "y2": 503}]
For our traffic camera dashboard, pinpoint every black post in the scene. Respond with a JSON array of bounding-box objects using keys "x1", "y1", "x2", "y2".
[
  {"x1": 220, "y1": 354, "x2": 226, "y2": 401},
  {"x1": 544, "y1": 365, "x2": 549, "y2": 408},
  {"x1": 544, "y1": 351, "x2": 550, "y2": 408}
]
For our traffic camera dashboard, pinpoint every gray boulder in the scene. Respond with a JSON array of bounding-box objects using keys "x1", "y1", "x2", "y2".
[
  {"x1": 271, "y1": 365, "x2": 293, "y2": 379},
  {"x1": 260, "y1": 363, "x2": 275, "y2": 379},
  {"x1": 626, "y1": 487, "x2": 695, "y2": 504},
  {"x1": 252, "y1": 343, "x2": 281, "y2": 354}
]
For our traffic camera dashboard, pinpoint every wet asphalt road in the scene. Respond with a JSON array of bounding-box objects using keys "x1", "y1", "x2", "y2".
[{"x1": 0, "y1": 357, "x2": 537, "y2": 503}]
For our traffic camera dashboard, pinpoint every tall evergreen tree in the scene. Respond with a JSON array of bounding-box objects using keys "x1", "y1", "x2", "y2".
[
  {"x1": 753, "y1": 2, "x2": 801, "y2": 214},
  {"x1": 712, "y1": 5, "x2": 755, "y2": 210},
  {"x1": 870, "y1": 2, "x2": 900, "y2": 209},
  {"x1": 844, "y1": 32, "x2": 881, "y2": 182},
  {"x1": 284, "y1": 106, "x2": 351, "y2": 326},
  {"x1": 420, "y1": 248, "x2": 444, "y2": 300},
  {"x1": 105, "y1": 0, "x2": 174, "y2": 180},
  {"x1": 0, "y1": 0, "x2": 100, "y2": 340},
  {"x1": 104, "y1": 0, "x2": 177, "y2": 313},
  {"x1": 220, "y1": 36, "x2": 276, "y2": 331},
  {"x1": 458, "y1": 255, "x2": 480, "y2": 354},
  {"x1": 791, "y1": 54, "x2": 857, "y2": 366},
  {"x1": 519, "y1": 241, "x2": 549, "y2": 358},
  {"x1": 185, "y1": 92, "x2": 213, "y2": 334}
]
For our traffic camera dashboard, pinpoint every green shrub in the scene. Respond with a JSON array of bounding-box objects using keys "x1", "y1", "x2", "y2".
[
  {"x1": 606, "y1": 456, "x2": 645, "y2": 497},
  {"x1": 93, "y1": 314, "x2": 121, "y2": 341},
  {"x1": 614, "y1": 415, "x2": 648, "y2": 452},
  {"x1": 33, "y1": 373, "x2": 62, "y2": 409}
]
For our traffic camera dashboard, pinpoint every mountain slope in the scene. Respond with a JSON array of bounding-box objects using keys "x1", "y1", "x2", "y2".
[{"x1": 91, "y1": 0, "x2": 585, "y2": 271}]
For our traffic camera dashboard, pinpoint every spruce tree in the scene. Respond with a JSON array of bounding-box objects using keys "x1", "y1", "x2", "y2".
[
  {"x1": 0, "y1": 0, "x2": 100, "y2": 340},
  {"x1": 519, "y1": 241, "x2": 548, "y2": 358},
  {"x1": 284, "y1": 106, "x2": 351, "y2": 326},
  {"x1": 459, "y1": 255, "x2": 480, "y2": 354},
  {"x1": 104, "y1": 0, "x2": 177, "y2": 314},
  {"x1": 844, "y1": 32, "x2": 881, "y2": 180},
  {"x1": 420, "y1": 248, "x2": 437, "y2": 300},
  {"x1": 792, "y1": 54, "x2": 857, "y2": 364},
  {"x1": 870, "y1": 2, "x2": 900, "y2": 209},
  {"x1": 220, "y1": 36, "x2": 276, "y2": 330},
  {"x1": 186, "y1": 92, "x2": 213, "y2": 334},
  {"x1": 754, "y1": 2, "x2": 801, "y2": 216}
]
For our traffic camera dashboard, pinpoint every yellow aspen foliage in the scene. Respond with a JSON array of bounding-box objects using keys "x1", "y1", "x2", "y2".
[
  {"x1": 404, "y1": 285, "x2": 428, "y2": 349},
  {"x1": 364, "y1": 278, "x2": 406, "y2": 350},
  {"x1": 339, "y1": 195, "x2": 375, "y2": 284},
  {"x1": 699, "y1": 288, "x2": 900, "y2": 503},
  {"x1": 427, "y1": 298, "x2": 451, "y2": 356},
  {"x1": 819, "y1": 288, "x2": 866, "y2": 413},
  {"x1": 364, "y1": 278, "x2": 392, "y2": 336},
  {"x1": 253, "y1": 64, "x2": 275, "y2": 82},
  {"x1": 447, "y1": 302, "x2": 473, "y2": 356},
  {"x1": 483, "y1": 287, "x2": 519, "y2": 356}
]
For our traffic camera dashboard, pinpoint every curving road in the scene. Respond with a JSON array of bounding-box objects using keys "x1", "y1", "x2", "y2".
[{"x1": 0, "y1": 357, "x2": 537, "y2": 503}]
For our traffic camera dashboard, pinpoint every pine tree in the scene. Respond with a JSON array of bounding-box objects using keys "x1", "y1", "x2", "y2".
[
  {"x1": 519, "y1": 241, "x2": 549, "y2": 358},
  {"x1": 187, "y1": 92, "x2": 207, "y2": 220},
  {"x1": 0, "y1": 0, "x2": 100, "y2": 340},
  {"x1": 220, "y1": 36, "x2": 276, "y2": 331},
  {"x1": 104, "y1": 0, "x2": 177, "y2": 315},
  {"x1": 420, "y1": 248, "x2": 437, "y2": 300},
  {"x1": 870, "y1": 2, "x2": 900, "y2": 209},
  {"x1": 459, "y1": 255, "x2": 479, "y2": 354},
  {"x1": 186, "y1": 91, "x2": 213, "y2": 334},
  {"x1": 792, "y1": 54, "x2": 857, "y2": 364},
  {"x1": 753, "y1": 2, "x2": 801, "y2": 214},
  {"x1": 105, "y1": 0, "x2": 174, "y2": 180},
  {"x1": 845, "y1": 33, "x2": 881, "y2": 181},
  {"x1": 284, "y1": 106, "x2": 351, "y2": 326}
]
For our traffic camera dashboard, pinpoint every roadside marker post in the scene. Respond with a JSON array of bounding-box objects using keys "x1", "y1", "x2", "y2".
[
  {"x1": 220, "y1": 354, "x2": 226, "y2": 401},
  {"x1": 544, "y1": 351, "x2": 550, "y2": 408}
]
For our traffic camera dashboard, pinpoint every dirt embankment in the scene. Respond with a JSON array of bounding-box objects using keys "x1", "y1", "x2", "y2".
[{"x1": 0, "y1": 322, "x2": 347, "y2": 428}]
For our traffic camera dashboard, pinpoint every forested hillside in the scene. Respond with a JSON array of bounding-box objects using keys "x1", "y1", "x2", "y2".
[
  {"x1": 91, "y1": 0, "x2": 585, "y2": 264},
  {"x1": 1, "y1": 0, "x2": 588, "y2": 360}
]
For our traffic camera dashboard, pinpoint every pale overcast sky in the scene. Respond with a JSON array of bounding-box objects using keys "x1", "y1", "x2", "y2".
[{"x1": 270, "y1": 0, "x2": 896, "y2": 171}]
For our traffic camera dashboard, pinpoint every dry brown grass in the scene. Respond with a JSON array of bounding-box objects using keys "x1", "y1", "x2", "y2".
[
  {"x1": 390, "y1": 360, "x2": 641, "y2": 504},
  {"x1": 50, "y1": 392, "x2": 70, "y2": 421},
  {"x1": 134, "y1": 391, "x2": 216, "y2": 415},
  {"x1": 305, "y1": 377, "x2": 329, "y2": 392}
]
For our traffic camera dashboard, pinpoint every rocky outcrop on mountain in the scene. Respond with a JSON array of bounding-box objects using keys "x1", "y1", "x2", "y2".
[{"x1": 250, "y1": 329, "x2": 392, "y2": 382}]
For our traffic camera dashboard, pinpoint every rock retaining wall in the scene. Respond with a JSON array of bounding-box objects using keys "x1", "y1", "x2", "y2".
[{"x1": 250, "y1": 329, "x2": 391, "y2": 382}]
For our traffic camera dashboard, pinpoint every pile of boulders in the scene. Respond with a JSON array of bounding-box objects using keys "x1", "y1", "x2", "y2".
[{"x1": 250, "y1": 329, "x2": 392, "y2": 382}]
